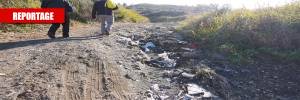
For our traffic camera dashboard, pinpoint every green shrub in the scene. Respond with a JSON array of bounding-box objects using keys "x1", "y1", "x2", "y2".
[
  {"x1": 180, "y1": 1, "x2": 300, "y2": 63},
  {"x1": 1, "y1": 0, "x2": 41, "y2": 8},
  {"x1": 115, "y1": 6, "x2": 149, "y2": 23},
  {"x1": 0, "y1": 0, "x2": 42, "y2": 32}
]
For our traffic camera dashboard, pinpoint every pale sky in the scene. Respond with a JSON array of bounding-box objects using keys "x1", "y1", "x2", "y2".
[{"x1": 114, "y1": 0, "x2": 298, "y2": 9}]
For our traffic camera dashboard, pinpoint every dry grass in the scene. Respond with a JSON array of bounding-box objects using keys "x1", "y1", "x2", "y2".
[
  {"x1": 115, "y1": 6, "x2": 149, "y2": 23},
  {"x1": 180, "y1": 1, "x2": 300, "y2": 63}
]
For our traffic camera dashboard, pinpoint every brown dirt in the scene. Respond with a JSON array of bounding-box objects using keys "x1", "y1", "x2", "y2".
[{"x1": 0, "y1": 23, "x2": 138, "y2": 100}]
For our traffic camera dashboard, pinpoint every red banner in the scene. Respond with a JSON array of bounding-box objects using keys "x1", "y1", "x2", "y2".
[{"x1": 0, "y1": 8, "x2": 65, "y2": 24}]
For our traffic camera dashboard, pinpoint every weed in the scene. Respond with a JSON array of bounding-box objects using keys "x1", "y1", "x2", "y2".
[
  {"x1": 115, "y1": 6, "x2": 149, "y2": 23},
  {"x1": 180, "y1": 1, "x2": 300, "y2": 64}
]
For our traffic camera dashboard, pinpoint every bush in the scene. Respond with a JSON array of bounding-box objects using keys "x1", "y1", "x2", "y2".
[
  {"x1": 180, "y1": 2, "x2": 300, "y2": 63},
  {"x1": 0, "y1": 0, "x2": 42, "y2": 32},
  {"x1": 1, "y1": 0, "x2": 41, "y2": 8},
  {"x1": 115, "y1": 6, "x2": 149, "y2": 23}
]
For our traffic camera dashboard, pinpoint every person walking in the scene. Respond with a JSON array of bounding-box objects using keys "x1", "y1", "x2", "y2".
[
  {"x1": 41, "y1": 0, "x2": 73, "y2": 39},
  {"x1": 92, "y1": 0, "x2": 118, "y2": 35}
]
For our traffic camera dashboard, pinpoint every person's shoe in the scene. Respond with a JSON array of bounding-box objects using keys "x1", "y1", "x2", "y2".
[
  {"x1": 105, "y1": 30, "x2": 110, "y2": 35},
  {"x1": 63, "y1": 36, "x2": 70, "y2": 39},
  {"x1": 63, "y1": 34, "x2": 69, "y2": 38},
  {"x1": 47, "y1": 33, "x2": 56, "y2": 39}
]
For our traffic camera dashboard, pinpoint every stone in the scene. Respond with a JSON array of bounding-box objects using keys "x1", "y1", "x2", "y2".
[
  {"x1": 124, "y1": 74, "x2": 135, "y2": 81},
  {"x1": 0, "y1": 73, "x2": 6, "y2": 76},
  {"x1": 181, "y1": 72, "x2": 195, "y2": 79},
  {"x1": 151, "y1": 84, "x2": 160, "y2": 91},
  {"x1": 187, "y1": 84, "x2": 216, "y2": 98}
]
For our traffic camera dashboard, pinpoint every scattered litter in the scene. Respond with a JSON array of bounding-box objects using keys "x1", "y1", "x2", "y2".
[
  {"x1": 187, "y1": 84, "x2": 216, "y2": 98},
  {"x1": 181, "y1": 47, "x2": 194, "y2": 52},
  {"x1": 117, "y1": 37, "x2": 139, "y2": 46},
  {"x1": 140, "y1": 72, "x2": 147, "y2": 77},
  {"x1": 116, "y1": 61, "x2": 123, "y2": 64},
  {"x1": 138, "y1": 50, "x2": 151, "y2": 62},
  {"x1": 177, "y1": 40, "x2": 188, "y2": 44},
  {"x1": 189, "y1": 43, "x2": 199, "y2": 49},
  {"x1": 159, "y1": 84, "x2": 171, "y2": 90},
  {"x1": 145, "y1": 42, "x2": 156, "y2": 48},
  {"x1": 181, "y1": 72, "x2": 195, "y2": 79},
  {"x1": 167, "y1": 31, "x2": 174, "y2": 33},
  {"x1": 145, "y1": 91, "x2": 154, "y2": 99},
  {"x1": 124, "y1": 74, "x2": 135, "y2": 81},
  {"x1": 145, "y1": 90, "x2": 162, "y2": 100},
  {"x1": 162, "y1": 70, "x2": 173, "y2": 77},
  {"x1": 0, "y1": 73, "x2": 5, "y2": 76},
  {"x1": 133, "y1": 62, "x2": 143, "y2": 70},
  {"x1": 151, "y1": 84, "x2": 160, "y2": 91},
  {"x1": 182, "y1": 94, "x2": 193, "y2": 100},
  {"x1": 158, "y1": 52, "x2": 168, "y2": 58},
  {"x1": 166, "y1": 78, "x2": 171, "y2": 82},
  {"x1": 147, "y1": 52, "x2": 177, "y2": 68},
  {"x1": 145, "y1": 48, "x2": 150, "y2": 52},
  {"x1": 178, "y1": 90, "x2": 184, "y2": 97},
  {"x1": 160, "y1": 94, "x2": 169, "y2": 99},
  {"x1": 142, "y1": 42, "x2": 156, "y2": 52},
  {"x1": 118, "y1": 37, "x2": 132, "y2": 44},
  {"x1": 129, "y1": 41, "x2": 139, "y2": 46},
  {"x1": 149, "y1": 84, "x2": 171, "y2": 100},
  {"x1": 131, "y1": 34, "x2": 144, "y2": 41},
  {"x1": 158, "y1": 52, "x2": 177, "y2": 68}
]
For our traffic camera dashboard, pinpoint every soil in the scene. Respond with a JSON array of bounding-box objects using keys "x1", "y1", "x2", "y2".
[{"x1": 0, "y1": 22, "x2": 299, "y2": 100}]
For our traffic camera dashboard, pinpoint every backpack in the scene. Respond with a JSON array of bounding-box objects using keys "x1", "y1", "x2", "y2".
[{"x1": 105, "y1": 0, "x2": 118, "y2": 10}]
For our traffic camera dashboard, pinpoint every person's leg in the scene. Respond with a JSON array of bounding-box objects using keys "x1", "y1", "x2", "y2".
[
  {"x1": 105, "y1": 15, "x2": 114, "y2": 35},
  {"x1": 48, "y1": 23, "x2": 60, "y2": 39},
  {"x1": 98, "y1": 15, "x2": 106, "y2": 34},
  {"x1": 62, "y1": 15, "x2": 70, "y2": 38}
]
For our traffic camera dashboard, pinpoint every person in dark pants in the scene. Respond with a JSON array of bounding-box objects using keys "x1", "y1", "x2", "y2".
[{"x1": 41, "y1": 0, "x2": 73, "y2": 39}]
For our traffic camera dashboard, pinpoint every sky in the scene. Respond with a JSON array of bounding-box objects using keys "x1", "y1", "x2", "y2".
[{"x1": 114, "y1": 0, "x2": 297, "y2": 9}]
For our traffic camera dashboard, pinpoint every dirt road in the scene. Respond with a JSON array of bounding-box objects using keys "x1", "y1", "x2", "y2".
[{"x1": 0, "y1": 23, "x2": 148, "y2": 99}]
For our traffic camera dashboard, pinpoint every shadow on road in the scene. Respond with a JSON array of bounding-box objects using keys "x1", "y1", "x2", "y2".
[{"x1": 0, "y1": 35, "x2": 103, "y2": 51}]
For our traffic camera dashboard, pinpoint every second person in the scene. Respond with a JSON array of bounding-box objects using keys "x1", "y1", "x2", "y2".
[{"x1": 92, "y1": 0, "x2": 118, "y2": 35}]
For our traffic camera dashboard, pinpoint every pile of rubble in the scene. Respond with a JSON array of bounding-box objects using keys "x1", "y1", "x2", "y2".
[{"x1": 116, "y1": 29, "x2": 230, "y2": 99}]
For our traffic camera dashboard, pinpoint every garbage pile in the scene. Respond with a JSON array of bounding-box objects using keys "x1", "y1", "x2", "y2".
[
  {"x1": 117, "y1": 37, "x2": 139, "y2": 46},
  {"x1": 146, "y1": 52, "x2": 177, "y2": 68},
  {"x1": 145, "y1": 82, "x2": 218, "y2": 100},
  {"x1": 117, "y1": 35, "x2": 179, "y2": 68},
  {"x1": 145, "y1": 84, "x2": 171, "y2": 100},
  {"x1": 117, "y1": 32, "x2": 228, "y2": 99},
  {"x1": 142, "y1": 42, "x2": 156, "y2": 52},
  {"x1": 182, "y1": 83, "x2": 217, "y2": 100}
]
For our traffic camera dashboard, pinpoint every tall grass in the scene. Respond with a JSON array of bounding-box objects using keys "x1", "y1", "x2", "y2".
[
  {"x1": 0, "y1": 0, "x2": 41, "y2": 32},
  {"x1": 1, "y1": 0, "x2": 41, "y2": 8},
  {"x1": 115, "y1": 6, "x2": 149, "y2": 23},
  {"x1": 180, "y1": 2, "x2": 300, "y2": 63}
]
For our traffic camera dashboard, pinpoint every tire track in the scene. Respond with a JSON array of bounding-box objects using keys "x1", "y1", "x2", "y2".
[
  {"x1": 1, "y1": 23, "x2": 151, "y2": 100},
  {"x1": 100, "y1": 59, "x2": 132, "y2": 100}
]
